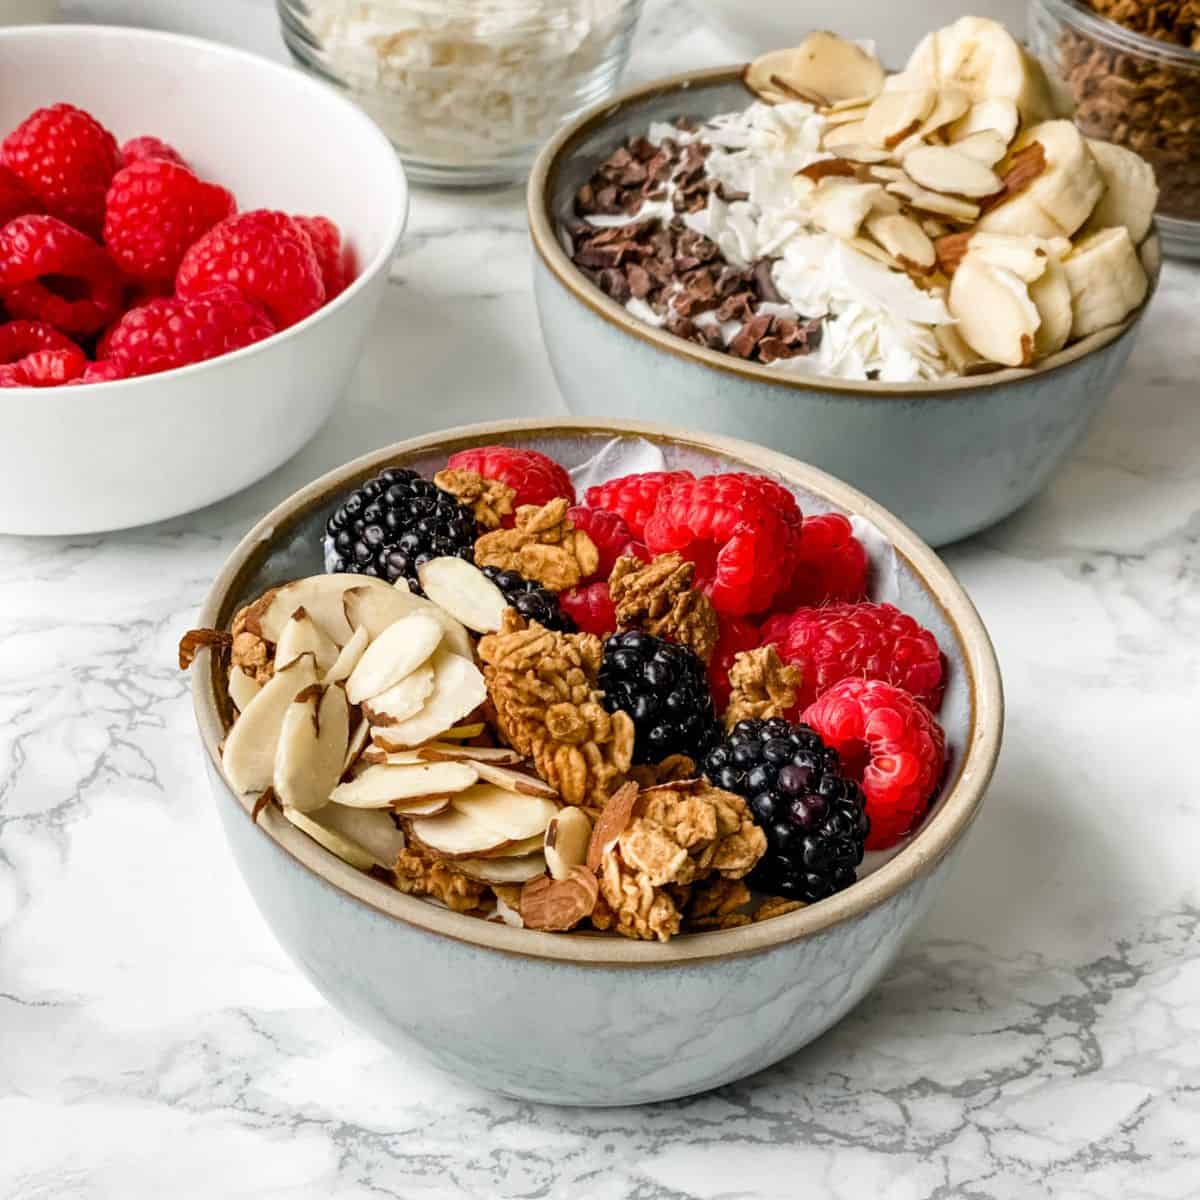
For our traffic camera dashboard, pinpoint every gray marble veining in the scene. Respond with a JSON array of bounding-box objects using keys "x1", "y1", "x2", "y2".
[{"x1": 2, "y1": 1, "x2": 1199, "y2": 1196}]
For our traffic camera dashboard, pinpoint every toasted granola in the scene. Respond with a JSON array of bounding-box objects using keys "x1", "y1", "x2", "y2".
[
  {"x1": 723, "y1": 645, "x2": 802, "y2": 730},
  {"x1": 433, "y1": 468, "x2": 516, "y2": 530},
  {"x1": 608, "y1": 552, "x2": 719, "y2": 663},
  {"x1": 477, "y1": 610, "x2": 634, "y2": 807},
  {"x1": 628, "y1": 754, "x2": 698, "y2": 789},
  {"x1": 474, "y1": 498, "x2": 599, "y2": 591},
  {"x1": 753, "y1": 895, "x2": 806, "y2": 923},
  {"x1": 393, "y1": 845, "x2": 491, "y2": 914},
  {"x1": 685, "y1": 876, "x2": 753, "y2": 930},
  {"x1": 229, "y1": 591, "x2": 277, "y2": 684}
]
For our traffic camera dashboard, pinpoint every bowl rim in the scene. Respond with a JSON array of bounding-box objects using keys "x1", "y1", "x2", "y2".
[
  {"x1": 191, "y1": 417, "x2": 1004, "y2": 967},
  {"x1": 0, "y1": 23, "x2": 409, "y2": 394},
  {"x1": 527, "y1": 64, "x2": 1160, "y2": 400}
]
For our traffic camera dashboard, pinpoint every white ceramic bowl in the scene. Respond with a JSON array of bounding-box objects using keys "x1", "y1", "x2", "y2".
[
  {"x1": 0, "y1": 25, "x2": 408, "y2": 536},
  {"x1": 190, "y1": 418, "x2": 1004, "y2": 1106}
]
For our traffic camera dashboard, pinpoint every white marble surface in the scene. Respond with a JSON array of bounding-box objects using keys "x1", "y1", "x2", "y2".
[{"x1": 2, "y1": 2, "x2": 1199, "y2": 1196}]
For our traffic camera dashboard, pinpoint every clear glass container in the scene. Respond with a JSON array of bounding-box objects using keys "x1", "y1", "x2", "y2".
[
  {"x1": 279, "y1": 0, "x2": 644, "y2": 187},
  {"x1": 1029, "y1": 0, "x2": 1200, "y2": 259}
]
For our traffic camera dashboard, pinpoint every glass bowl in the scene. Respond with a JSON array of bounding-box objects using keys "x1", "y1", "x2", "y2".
[
  {"x1": 279, "y1": 0, "x2": 645, "y2": 188},
  {"x1": 1029, "y1": 0, "x2": 1200, "y2": 259}
]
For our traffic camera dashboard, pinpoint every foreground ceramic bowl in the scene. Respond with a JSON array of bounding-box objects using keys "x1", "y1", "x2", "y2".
[
  {"x1": 528, "y1": 68, "x2": 1160, "y2": 547},
  {"x1": 191, "y1": 418, "x2": 1003, "y2": 1106},
  {"x1": 0, "y1": 25, "x2": 408, "y2": 536}
]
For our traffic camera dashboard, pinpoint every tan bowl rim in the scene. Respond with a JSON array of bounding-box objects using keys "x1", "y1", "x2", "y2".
[
  {"x1": 191, "y1": 417, "x2": 1004, "y2": 967},
  {"x1": 527, "y1": 65, "x2": 1160, "y2": 401}
]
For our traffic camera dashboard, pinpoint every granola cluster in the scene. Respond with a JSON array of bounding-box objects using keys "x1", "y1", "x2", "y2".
[
  {"x1": 474, "y1": 498, "x2": 599, "y2": 591},
  {"x1": 609, "y1": 552, "x2": 719, "y2": 664},
  {"x1": 433, "y1": 468, "x2": 516, "y2": 530},
  {"x1": 722, "y1": 645, "x2": 802, "y2": 730}
]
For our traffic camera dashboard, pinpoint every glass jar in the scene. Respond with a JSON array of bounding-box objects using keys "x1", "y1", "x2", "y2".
[
  {"x1": 1029, "y1": 0, "x2": 1200, "y2": 259},
  {"x1": 279, "y1": 0, "x2": 644, "y2": 187}
]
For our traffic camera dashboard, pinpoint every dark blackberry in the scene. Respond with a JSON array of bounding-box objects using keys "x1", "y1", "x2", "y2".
[
  {"x1": 480, "y1": 566, "x2": 576, "y2": 633},
  {"x1": 598, "y1": 630, "x2": 719, "y2": 765},
  {"x1": 324, "y1": 467, "x2": 479, "y2": 589},
  {"x1": 703, "y1": 717, "x2": 869, "y2": 903}
]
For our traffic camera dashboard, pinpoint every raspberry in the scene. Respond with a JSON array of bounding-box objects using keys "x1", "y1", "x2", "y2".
[
  {"x1": 0, "y1": 345, "x2": 87, "y2": 387},
  {"x1": 584, "y1": 470, "x2": 693, "y2": 537},
  {"x1": 445, "y1": 446, "x2": 575, "y2": 519},
  {"x1": 103, "y1": 286, "x2": 275, "y2": 378},
  {"x1": 643, "y1": 473, "x2": 803, "y2": 616},
  {"x1": 707, "y1": 613, "x2": 760, "y2": 713},
  {"x1": 566, "y1": 505, "x2": 647, "y2": 581},
  {"x1": 80, "y1": 358, "x2": 127, "y2": 384},
  {"x1": 2, "y1": 103, "x2": 120, "y2": 232},
  {"x1": 293, "y1": 215, "x2": 350, "y2": 299},
  {"x1": 176, "y1": 209, "x2": 324, "y2": 329},
  {"x1": 760, "y1": 601, "x2": 945, "y2": 711},
  {"x1": 559, "y1": 581, "x2": 616, "y2": 637},
  {"x1": 0, "y1": 215, "x2": 123, "y2": 336},
  {"x1": 0, "y1": 165, "x2": 38, "y2": 225},
  {"x1": 119, "y1": 136, "x2": 187, "y2": 168},
  {"x1": 103, "y1": 159, "x2": 235, "y2": 285},
  {"x1": 774, "y1": 513, "x2": 869, "y2": 609},
  {"x1": 803, "y1": 678, "x2": 945, "y2": 850},
  {"x1": 0, "y1": 319, "x2": 76, "y2": 362}
]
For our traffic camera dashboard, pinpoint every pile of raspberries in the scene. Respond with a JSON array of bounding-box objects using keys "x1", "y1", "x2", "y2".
[{"x1": 0, "y1": 103, "x2": 353, "y2": 387}]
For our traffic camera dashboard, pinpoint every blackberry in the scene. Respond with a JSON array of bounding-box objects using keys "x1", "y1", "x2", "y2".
[
  {"x1": 325, "y1": 467, "x2": 479, "y2": 589},
  {"x1": 703, "y1": 717, "x2": 869, "y2": 903},
  {"x1": 480, "y1": 566, "x2": 576, "y2": 633},
  {"x1": 598, "y1": 630, "x2": 719, "y2": 765}
]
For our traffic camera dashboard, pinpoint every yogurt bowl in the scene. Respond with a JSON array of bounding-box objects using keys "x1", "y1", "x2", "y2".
[{"x1": 189, "y1": 417, "x2": 1003, "y2": 1106}]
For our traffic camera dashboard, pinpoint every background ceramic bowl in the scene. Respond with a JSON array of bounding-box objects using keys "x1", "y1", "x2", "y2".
[
  {"x1": 0, "y1": 25, "x2": 408, "y2": 536},
  {"x1": 528, "y1": 68, "x2": 1161, "y2": 548},
  {"x1": 190, "y1": 417, "x2": 1003, "y2": 1107}
]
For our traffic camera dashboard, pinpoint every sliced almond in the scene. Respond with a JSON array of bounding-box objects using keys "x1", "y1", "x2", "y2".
[
  {"x1": 456, "y1": 853, "x2": 548, "y2": 885},
  {"x1": 829, "y1": 143, "x2": 891, "y2": 164},
  {"x1": 948, "y1": 256, "x2": 1041, "y2": 367},
  {"x1": 887, "y1": 180, "x2": 980, "y2": 221},
  {"x1": 586, "y1": 781, "x2": 640, "y2": 872},
  {"x1": 343, "y1": 717, "x2": 371, "y2": 775},
  {"x1": 796, "y1": 158, "x2": 857, "y2": 184},
  {"x1": 948, "y1": 97, "x2": 1019, "y2": 146},
  {"x1": 228, "y1": 666, "x2": 261, "y2": 713},
  {"x1": 825, "y1": 92, "x2": 877, "y2": 113},
  {"x1": 275, "y1": 606, "x2": 339, "y2": 675},
  {"x1": 275, "y1": 683, "x2": 350, "y2": 814},
  {"x1": 323, "y1": 624, "x2": 369, "y2": 685},
  {"x1": 407, "y1": 806, "x2": 515, "y2": 858},
  {"x1": 810, "y1": 178, "x2": 883, "y2": 240},
  {"x1": 902, "y1": 144, "x2": 1002, "y2": 198},
  {"x1": 254, "y1": 575, "x2": 394, "y2": 646},
  {"x1": 362, "y1": 661, "x2": 436, "y2": 725},
  {"x1": 861, "y1": 88, "x2": 937, "y2": 149},
  {"x1": 544, "y1": 807, "x2": 593, "y2": 882},
  {"x1": 285, "y1": 803, "x2": 405, "y2": 871},
  {"x1": 389, "y1": 794, "x2": 452, "y2": 818},
  {"x1": 417, "y1": 557, "x2": 508, "y2": 634},
  {"x1": 345, "y1": 612, "x2": 443, "y2": 705},
  {"x1": 221, "y1": 654, "x2": 318, "y2": 796},
  {"x1": 344, "y1": 584, "x2": 473, "y2": 660},
  {"x1": 414, "y1": 743, "x2": 523, "y2": 765},
  {"x1": 847, "y1": 235, "x2": 901, "y2": 269},
  {"x1": 964, "y1": 232, "x2": 1050, "y2": 282},
  {"x1": 476, "y1": 833, "x2": 547, "y2": 859},
  {"x1": 451, "y1": 785, "x2": 559, "y2": 842},
  {"x1": 520, "y1": 867, "x2": 599, "y2": 932},
  {"x1": 868, "y1": 164, "x2": 909, "y2": 183},
  {"x1": 364, "y1": 648, "x2": 486, "y2": 748},
  {"x1": 865, "y1": 212, "x2": 936, "y2": 272},
  {"x1": 440, "y1": 722, "x2": 486, "y2": 740},
  {"x1": 922, "y1": 217, "x2": 951, "y2": 238},
  {"x1": 284, "y1": 806, "x2": 376, "y2": 871},
  {"x1": 822, "y1": 120, "x2": 870, "y2": 148},
  {"x1": 331, "y1": 760, "x2": 479, "y2": 808},
  {"x1": 745, "y1": 33, "x2": 885, "y2": 107},
  {"x1": 912, "y1": 87, "x2": 971, "y2": 140},
  {"x1": 952, "y1": 130, "x2": 1008, "y2": 167},
  {"x1": 363, "y1": 747, "x2": 427, "y2": 766},
  {"x1": 469, "y1": 761, "x2": 558, "y2": 798},
  {"x1": 822, "y1": 107, "x2": 871, "y2": 130}
]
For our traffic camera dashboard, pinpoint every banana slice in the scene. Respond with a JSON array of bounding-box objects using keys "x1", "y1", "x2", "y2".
[
  {"x1": 976, "y1": 121, "x2": 1104, "y2": 239},
  {"x1": 948, "y1": 255, "x2": 1041, "y2": 367},
  {"x1": 1084, "y1": 139, "x2": 1159, "y2": 244},
  {"x1": 963, "y1": 232, "x2": 1053, "y2": 282},
  {"x1": 1030, "y1": 252, "x2": 1073, "y2": 356},
  {"x1": 900, "y1": 16, "x2": 1055, "y2": 124},
  {"x1": 1062, "y1": 227, "x2": 1149, "y2": 339}
]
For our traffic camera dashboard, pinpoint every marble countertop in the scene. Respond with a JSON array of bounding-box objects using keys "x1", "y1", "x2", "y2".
[{"x1": 3, "y1": 2, "x2": 1199, "y2": 1196}]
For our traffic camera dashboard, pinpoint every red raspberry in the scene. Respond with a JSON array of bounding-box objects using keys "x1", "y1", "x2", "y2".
[
  {"x1": 584, "y1": 470, "x2": 694, "y2": 537},
  {"x1": 176, "y1": 209, "x2": 324, "y2": 329},
  {"x1": 0, "y1": 319, "x2": 76, "y2": 362},
  {"x1": 293, "y1": 215, "x2": 351, "y2": 300},
  {"x1": 803, "y1": 678, "x2": 945, "y2": 850},
  {"x1": 1, "y1": 103, "x2": 120, "y2": 232},
  {"x1": 445, "y1": 447, "x2": 575, "y2": 520},
  {"x1": 0, "y1": 344, "x2": 87, "y2": 387},
  {"x1": 80, "y1": 358, "x2": 128, "y2": 384},
  {"x1": 0, "y1": 165, "x2": 38, "y2": 225},
  {"x1": 103, "y1": 159, "x2": 235, "y2": 285},
  {"x1": 103, "y1": 286, "x2": 275, "y2": 378},
  {"x1": 643, "y1": 473, "x2": 803, "y2": 616},
  {"x1": 566, "y1": 505, "x2": 648, "y2": 581},
  {"x1": 760, "y1": 601, "x2": 945, "y2": 711},
  {"x1": 708, "y1": 614, "x2": 760, "y2": 713},
  {"x1": 774, "y1": 513, "x2": 869, "y2": 609},
  {"x1": 119, "y1": 136, "x2": 187, "y2": 168},
  {"x1": 560, "y1": 581, "x2": 616, "y2": 636},
  {"x1": 0, "y1": 215, "x2": 123, "y2": 336}
]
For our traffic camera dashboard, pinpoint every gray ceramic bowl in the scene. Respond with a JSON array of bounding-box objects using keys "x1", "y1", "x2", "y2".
[
  {"x1": 191, "y1": 418, "x2": 1003, "y2": 1106},
  {"x1": 528, "y1": 68, "x2": 1161, "y2": 547}
]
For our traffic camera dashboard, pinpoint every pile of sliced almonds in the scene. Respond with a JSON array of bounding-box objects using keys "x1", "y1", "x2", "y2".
[
  {"x1": 209, "y1": 565, "x2": 594, "y2": 907},
  {"x1": 746, "y1": 16, "x2": 1157, "y2": 369}
]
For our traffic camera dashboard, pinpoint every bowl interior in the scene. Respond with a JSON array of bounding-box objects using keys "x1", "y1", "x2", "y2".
[
  {"x1": 0, "y1": 25, "x2": 403, "y2": 271},
  {"x1": 194, "y1": 419, "x2": 1002, "y2": 966}
]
